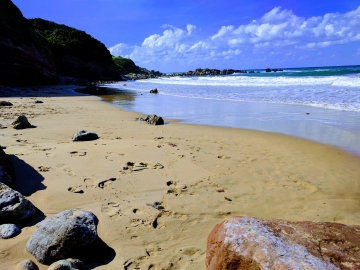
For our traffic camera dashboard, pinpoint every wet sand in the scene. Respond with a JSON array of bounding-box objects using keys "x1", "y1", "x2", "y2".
[{"x1": 1, "y1": 85, "x2": 360, "y2": 269}]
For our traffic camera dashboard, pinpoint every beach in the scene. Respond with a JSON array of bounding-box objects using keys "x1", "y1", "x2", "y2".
[{"x1": 1, "y1": 85, "x2": 360, "y2": 269}]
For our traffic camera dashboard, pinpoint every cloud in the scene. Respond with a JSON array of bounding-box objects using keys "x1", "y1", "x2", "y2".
[{"x1": 109, "y1": 6, "x2": 360, "y2": 70}]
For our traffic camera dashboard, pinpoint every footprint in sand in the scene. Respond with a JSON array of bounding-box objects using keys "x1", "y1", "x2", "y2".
[
  {"x1": 38, "y1": 166, "x2": 51, "y2": 172},
  {"x1": 217, "y1": 155, "x2": 231, "y2": 159},
  {"x1": 64, "y1": 167, "x2": 75, "y2": 176},
  {"x1": 98, "y1": 178, "x2": 117, "y2": 189},
  {"x1": 68, "y1": 187, "x2": 84, "y2": 194},
  {"x1": 84, "y1": 178, "x2": 96, "y2": 189},
  {"x1": 122, "y1": 161, "x2": 164, "y2": 173},
  {"x1": 101, "y1": 202, "x2": 123, "y2": 220},
  {"x1": 166, "y1": 181, "x2": 187, "y2": 196},
  {"x1": 70, "y1": 151, "x2": 86, "y2": 157}
]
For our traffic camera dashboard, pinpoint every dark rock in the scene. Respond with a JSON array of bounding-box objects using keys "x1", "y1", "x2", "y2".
[
  {"x1": 0, "y1": 147, "x2": 16, "y2": 187},
  {"x1": 26, "y1": 209, "x2": 98, "y2": 264},
  {"x1": 150, "y1": 88, "x2": 158, "y2": 94},
  {"x1": 265, "y1": 68, "x2": 272, "y2": 72},
  {"x1": 0, "y1": 101, "x2": 13, "y2": 106},
  {"x1": 48, "y1": 259, "x2": 85, "y2": 270},
  {"x1": 9, "y1": 115, "x2": 31, "y2": 129},
  {"x1": 0, "y1": 182, "x2": 36, "y2": 223},
  {"x1": 140, "y1": 115, "x2": 164, "y2": 125},
  {"x1": 206, "y1": 216, "x2": 360, "y2": 270},
  {"x1": 72, "y1": 130, "x2": 99, "y2": 141},
  {"x1": 0, "y1": 223, "x2": 21, "y2": 238},
  {"x1": 34, "y1": 100, "x2": 43, "y2": 104},
  {"x1": 14, "y1": 259, "x2": 39, "y2": 270}
]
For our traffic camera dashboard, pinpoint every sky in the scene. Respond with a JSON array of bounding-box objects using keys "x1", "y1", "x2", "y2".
[{"x1": 12, "y1": 0, "x2": 360, "y2": 72}]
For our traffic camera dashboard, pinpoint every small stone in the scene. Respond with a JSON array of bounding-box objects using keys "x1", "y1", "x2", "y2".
[
  {"x1": 34, "y1": 100, "x2": 43, "y2": 104},
  {"x1": 9, "y1": 115, "x2": 31, "y2": 129},
  {"x1": 72, "y1": 130, "x2": 99, "y2": 141},
  {"x1": 14, "y1": 259, "x2": 39, "y2": 270},
  {"x1": 0, "y1": 224, "x2": 21, "y2": 239},
  {"x1": 48, "y1": 258, "x2": 85, "y2": 270}
]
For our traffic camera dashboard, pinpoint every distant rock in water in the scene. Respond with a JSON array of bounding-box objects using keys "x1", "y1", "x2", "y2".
[
  {"x1": 150, "y1": 88, "x2": 158, "y2": 94},
  {"x1": 138, "y1": 115, "x2": 164, "y2": 125},
  {"x1": 72, "y1": 130, "x2": 99, "y2": 141},
  {"x1": 0, "y1": 0, "x2": 57, "y2": 85}
]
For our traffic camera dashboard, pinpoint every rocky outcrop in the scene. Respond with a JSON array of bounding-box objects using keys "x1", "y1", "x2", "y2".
[
  {"x1": 138, "y1": 115, "x2": 164, "y2": 125},
  {"x1": 0, "y1": 147, "x2": 16, "y2": 187},
  {"x1": 9, "y1": 114, "x2": 32, "y2": 129},
  {"x1": 0, "y1": 0, "x2": 57, "y2": 85},
  {"x1": 72, "y1": 130, "x2": 99, "y2": 141},
  {"x1": 0, "y1": 182, "x2": 36, "y2": 223},
  {"x1": 0, "y1": 223, "x2": 21, "y2": 239},
  {"x1": 206, "y1": 216, "x2": 360, "y2": 270},
  {"x1": 48, "y1": 259, "x2": 85, "y2": 270},
  {"x1": 26, "y1": 209, "x2": 99, "y2": 264}
]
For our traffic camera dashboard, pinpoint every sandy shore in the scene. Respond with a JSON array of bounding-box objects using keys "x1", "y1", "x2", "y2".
[{"x1": 1, "y1": 85, "x2": 360, "y2": 269}]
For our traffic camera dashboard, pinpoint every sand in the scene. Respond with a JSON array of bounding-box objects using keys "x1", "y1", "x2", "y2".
[{"x1": 1, "y1": 85, "x2": 360, "y2": 269}]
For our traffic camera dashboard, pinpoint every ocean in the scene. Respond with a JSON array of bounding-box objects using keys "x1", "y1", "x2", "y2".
[{"x1": 101, "y1": 65, "x2": 360, "y2": 156}]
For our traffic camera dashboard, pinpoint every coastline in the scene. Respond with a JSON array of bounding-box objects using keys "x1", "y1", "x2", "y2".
[{"x1": 1, "y1": 85, "x2": 360, "y2": 269}]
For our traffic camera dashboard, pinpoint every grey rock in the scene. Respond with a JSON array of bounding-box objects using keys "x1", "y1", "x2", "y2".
[
  {"x1": 26, "y1": 209, "x2": 98, "y2": 264},
  {"x1": 0, "y1": 182, "x2": 36, "y2": 224},
  {"x1": 48, "y1": 259, "x2": 85, "y2": 270},
  {"x1": 0, "y1": 223, "x2": 21, "y2": 238},
  {"x1": 9, "y1": 115, "x2": 31, "y2": 129},
  {"x1": 14, "y1": 259, "x2": 39, "y2": 270},
  {"x1": 72, "y1": 130, "x2": 99, "y2": 141}
]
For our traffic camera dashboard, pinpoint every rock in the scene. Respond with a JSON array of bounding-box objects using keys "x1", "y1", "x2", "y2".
[
  {"x1": 206, "y1": 216, "x2": 360, "y2": 270},
  {"x1": 265, "y1": 68, "x2": 272, "y2": 72},
  {"x1": 14, "y1": 259, "x2": 39, "y2": 270},
  {"x1": 48, "y1": 259, "x2": 85, "y2": 270},
  {"x1": 140, "y1": 115, "x2": 164, "y2": 125},
  {"x1": 0, "y1": 146, "x2": 16, "y2": 187},
  {"x1": 0, "y1": 182, "x2": 36, "y2": 223},
  {"x1": 0, "y1": 101, "x2": 13, "y2": 106},
  {"x1": 150, "y1": 88, "x2": 158, "y2": 94},
  {"x1": 26, "y1": 209, "x2": 98, "y2": 264},
  {"x1": 0, "y1": 223, "x2": 21, "y2": 238},
  {"x1": 72, "y1": 130, "x2": 99, "y2": 141},
  {"x1": 34, "y1": 100, "x2": 43, "y2": 104},
  {"x1": 9, "y1": 115, "x2": 31, "y2": 129}
]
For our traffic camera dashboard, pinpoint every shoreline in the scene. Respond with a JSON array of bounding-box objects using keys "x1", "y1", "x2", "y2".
[{"x1": 1, "y1": 85, "x2": 360, "y2": 269}]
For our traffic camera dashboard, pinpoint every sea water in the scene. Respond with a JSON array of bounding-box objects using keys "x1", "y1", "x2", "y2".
[{"x1": 101, "y1": 65, "x2": 360, "y2": 156}]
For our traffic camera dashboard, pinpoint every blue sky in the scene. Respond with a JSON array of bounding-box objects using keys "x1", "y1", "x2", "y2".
[{"x1": 12, "y1": 0, "x2": 360, "y2": 72}]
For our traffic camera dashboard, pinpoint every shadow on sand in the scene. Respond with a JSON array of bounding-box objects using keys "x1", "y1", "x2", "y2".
[{"x1": 7, "y1": 154, "x2": 46, "y2": 196}]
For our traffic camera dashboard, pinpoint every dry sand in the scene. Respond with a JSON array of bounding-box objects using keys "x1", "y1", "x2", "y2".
[{"x1": 1, "y1": 85, "x2": 360, "y2": 269}]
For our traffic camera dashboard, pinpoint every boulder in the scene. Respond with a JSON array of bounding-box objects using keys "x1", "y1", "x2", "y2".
[
  {"x1": 265, "y1": 68, "x2": 272, "y2": 72},
  {"x1": 150, "y1": 88, "x2": 158, "y2": 94},
  {"x1": 0, "y1": 146, "x2": 16, "y2": 187},
  {"x1": 9, "y1": 115, "x2": 31, "y2": 129},
  {"x1": 0, "y1": 101, "x2": 13, "y2": 106},
  {"x1": 206, "y1": 216, "x2": 360, "y2": 270},
  {"x1": 72, "y1": 130, "x2": 99, "y2": 141},
  {"x1": 0, "y1": 223, "x2": 21, "y2": 238},
  {"x1": 48, "y1": 259, "x2": 85, "y2": 270},
  {"x1": 26, "y1": 209, "x2": 98, "y2": 264},
  {"x1": 14, "y1": 259, "x2": 39, "y2": 270},
  {"x1": 0, "y1": 182, "x2": 36, "y2": 223},
  {"x1": 141, "y1": 115, "x2": 164, "y2": 125}
]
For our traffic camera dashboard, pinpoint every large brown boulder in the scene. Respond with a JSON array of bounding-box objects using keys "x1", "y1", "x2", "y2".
[
  {"x1": 206, "y1": 216, "x2": 360, "y2": 270},
  {"x1": 0, "y1": 147, "x2": 16, "y2": 187}
]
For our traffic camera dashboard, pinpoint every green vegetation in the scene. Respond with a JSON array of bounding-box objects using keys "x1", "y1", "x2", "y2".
[{"x1": 112, "y1": 56, "x2": 140, "y2": 74}]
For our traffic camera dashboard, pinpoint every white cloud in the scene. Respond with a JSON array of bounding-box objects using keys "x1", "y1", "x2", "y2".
[{"x1": 109, "y1": 6, "x2": 360, "y2": 70}]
